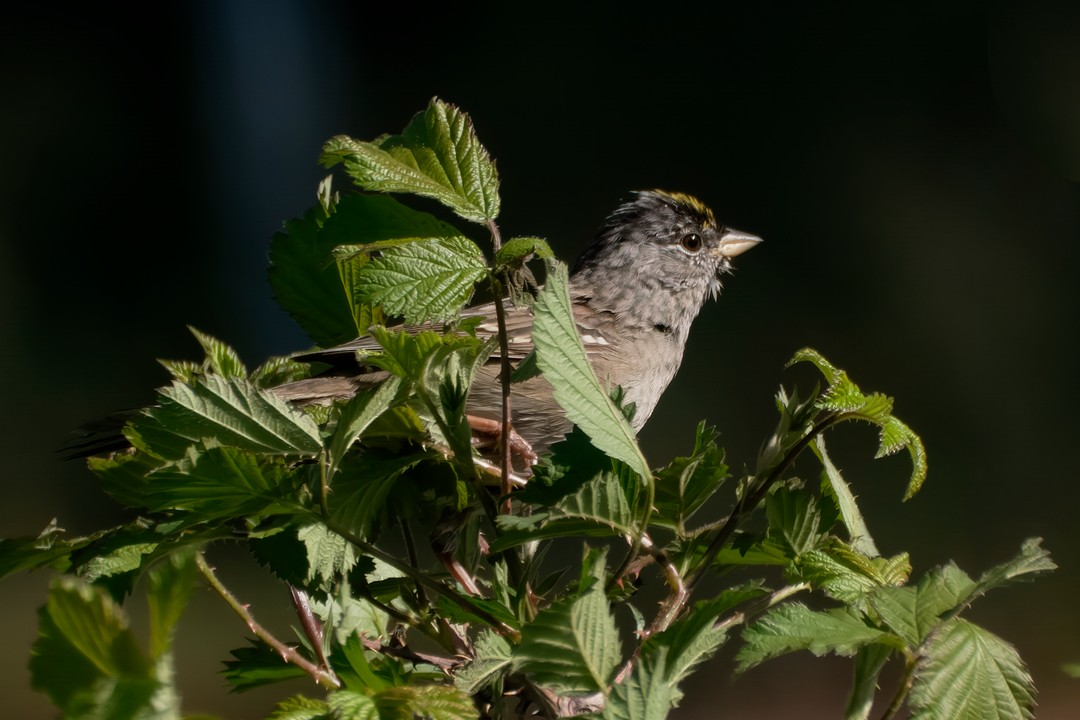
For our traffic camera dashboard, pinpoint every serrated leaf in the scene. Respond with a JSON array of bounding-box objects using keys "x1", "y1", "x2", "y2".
[
  {"x1": 78, "y1": 542, "x2": 157, "y2": 583},
  {"x1": 513, "y1": 554, "x2": 621, "y2": 692},
  {"x1": 252, "y1": 355, "x2": 313, "y2": 388},
  {"x1": 328, "y1": 690, "x2": 379, "y2": 720},
  {"x1": 298, "y1": 523, "x2": 358, "y2": 587},
  {"x1": 135, "y1": 375, "x2": 323, "y2": 459},
  {"x1": 602, "y1": 647, "x2": 680, "y2": 720},
  {"x1": 909, "y1": 619, "x2": 1035, "y2": 720},
  {"x1": 490, "y1": 472, "x2": 635, "y2": 552},
  {"x1": 375, "y1": 684, "x2": 478, "y2": 720},
  {"x1": 144, "y1": 447, "x2": 297, "y2": 520},
  {"x1": 766, "y1": 487, "x2": 821, "y2": 556},
  {"x1": 356, "y1": 235, "x2": 486, "y2": 325},
  {"x1": 737, "y1": 603, "x2": 890, "y2": 672},
  {"x1": 972, "y1": 537, "x2": 1055, "y2": 598},
  {"x1": 797, "y1": 541, "x2": 910, "y2": 604},
  {"x1": 188, "y1": 326, "x2": 247, "y2": 378},
  {"x1": 329, "y1": 450, "x2": 431, "y2": 541},
  {"x1": 328, "y1": 377, "x2": 406, "y2": 477},
  {"x1": 532, "y1": 261, "x2": 651, "y2": 482},
  {"x1": 653, "y1": 422, "x2": 729, "y2": 532},
  {"x1": 868, "y1": 563, "x2": 976, "y2": 646},
  {"x1": 0, "y1": 521, "x2": 102, "y2": 579},
  {"x1": 321, "y1": 98, "x2": 500, "y2": 224},
  {"x1": 455, "y1": 630, "x2": 512, "y2": 694},
  {"x1": 269, "y1": 694, "x2": 332, "y2": 720},
  {"x1": 269, "y1": 204, "x2": 360, "y2": 347}
]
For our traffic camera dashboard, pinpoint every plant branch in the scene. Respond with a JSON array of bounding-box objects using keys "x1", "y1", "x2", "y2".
[
  {"x1": 320, "y1": 515, "x2": 520, "y2": 641},
  {"x1": 486, "y1": 218, "x2": 515, "y2": 511},
  {"x1": 685, "y1": 411, "x2": 844, "y2": 596},
  {"x1": 195, "y1": 551, "x2": 341, "y2": 690}
]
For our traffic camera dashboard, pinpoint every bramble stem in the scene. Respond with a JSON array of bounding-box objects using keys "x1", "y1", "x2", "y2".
[
  {"x1": 195, "y1": 551, "x2": 341, "y2": 690},
  {"x1": 486, "y1": 218, "x2": 514, "y2": 511},
  {"x1": 879, "y1": 652, "x2": 917, "y2": 720}
]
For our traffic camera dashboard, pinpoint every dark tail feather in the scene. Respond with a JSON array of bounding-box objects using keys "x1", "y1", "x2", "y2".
[{"x1": 58, "y1": 410, "x2": 140, "y2": 460}]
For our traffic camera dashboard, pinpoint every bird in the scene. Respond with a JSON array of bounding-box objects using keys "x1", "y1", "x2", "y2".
[
  {"x1": 271, "y1": 189, "x2": 761, "y2": 466},
  {"x1": 61, "y1": 190, "x2": 760, "y2": 466}
]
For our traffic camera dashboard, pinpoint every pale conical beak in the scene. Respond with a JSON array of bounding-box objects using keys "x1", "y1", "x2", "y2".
[{"x1": 714, "y1": 228, "x2": 762, "y2": 258}]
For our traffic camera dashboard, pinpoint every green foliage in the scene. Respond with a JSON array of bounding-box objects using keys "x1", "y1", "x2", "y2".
[{"x1": 5, "y1": 99, "x2": 1052, "y2": 720}]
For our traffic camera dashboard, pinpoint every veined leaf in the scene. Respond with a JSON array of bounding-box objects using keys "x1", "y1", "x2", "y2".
[
  {"x1": 269, "y1": 694, "x2": 331, "y2": 720},
  {"x1": 532, "y1": 261, "x2": 651, "y2": 483},
  {"x1": 328, "y1": 690, "x2": 379, "y2": 720},
  {"x1": 321, "y1": 98, "x2": 500, "y2": 224},
  {"x1": 145, "y1": 547, "x2": 198, "y2": 659},
  {"x1": 455, "y1": 630, "x2": 512, "y2": 694},
  {"x1": 513, "y1": 554, "x2": 621, "y2": 692},
  {"x1": 328, "y1": 377, "x2": 406, "y2": 478},
  {"x1": 868, "y1": 563, "x2": 976, "y2": 646},
  {"x1": 909, "y1": 619, "x2": 1035, "y2": 720},
  {"x1": 187, "y1": 326, "x2": 247, "y2": 378},
  {"x1": 135, "y1": 375, "x2": 323, "y2": 458},
  {"x1": 355, "y1": 234, "x2": 487, "y2": 325},
  {"x1": 972, "y1": 537, "x2": 1056, "y2": 598},
  {"x1": 495, "y1": 236, "x2": 554, "y2": 267},
  {"x1": 737, "y1": 603, "x2": 892, "y2": 672},
  {"x1": 374, "y1": 684, "x2": 478, "y2": 720},
  {"x1": 602, "y1": 647, "x2": 680, "y2": 720},
  {"x1": 144, "y1": 448, "x2": 297, "y2": 520}
]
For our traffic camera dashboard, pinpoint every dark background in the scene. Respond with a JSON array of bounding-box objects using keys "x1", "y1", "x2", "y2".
[{"x1": 2, "y1": 2, "x2": 1078, "y2": 717}]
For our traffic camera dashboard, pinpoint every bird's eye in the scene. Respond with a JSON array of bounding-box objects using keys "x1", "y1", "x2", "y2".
[{"x1": 680, "y1": 233, "x2": 703, "y2": 253}]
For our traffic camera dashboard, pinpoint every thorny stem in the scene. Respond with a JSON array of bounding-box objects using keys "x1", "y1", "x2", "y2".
[
  {"x1": 195, "y1": 551, "x2": 341, "y2": 690},
  {"x1": 290, "y1": 587, "x2": 331, "y2": 672},
  {"x1": 321, "y1": 516, "x2": 520, "y2": 642},
  {"x1": 486, "y1": 218, "x2": 515, "y2": 513},
  {"x1": 684, "y1": 411, "x2": 845, "y2": 596},
  {"x1": 879, "y1": 651, "x2": 918, "y2": 720}
]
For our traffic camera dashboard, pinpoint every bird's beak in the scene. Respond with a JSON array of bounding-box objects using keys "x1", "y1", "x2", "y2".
[{"x1": 713, "y1": 228, "x2": 762, "y2": 258}]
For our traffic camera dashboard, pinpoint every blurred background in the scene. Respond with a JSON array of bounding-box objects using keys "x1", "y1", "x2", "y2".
[{"x1": 2, "y1": 1, "x2": 1078, "y2": 717}]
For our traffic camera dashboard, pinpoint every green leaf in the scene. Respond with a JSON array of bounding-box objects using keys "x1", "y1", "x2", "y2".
[
  {"x1": 88, "y1": 449, "x2": 163, "y2": 508},
  {"x1": 252, "y1": 355, "x2": 313, "y2": 388},
  {"x1": 909, "y1": 619, "x2": 1035, "y2": 720},
  {"x1": 328, "y1": 690, "x2": 379, "y2": 720},
  {"x1": 328, "y1": 377, "x2": 406, "y2": 477},
  {"x1": 491, "y1": 472, "x2": 635, "y2": 552},
  {"x1": 532, "y1": 261, "x2": 651, "y2": 482},
  {"x1": 0, "y1": 520, "x2": 105, "y2": 579},
  {"x1": 652, "y1": 422, "x2": 729, "y2": 532},
  {"x1": 30, "y1": 578, "x2": 173, "y2": 720},
  {"x1": 815, "y1": 435, "x2": 878, "y2": 556},
  {"x1": 845, "y1": 644, "x2": 893, "y2": 720},
  {"x1": 737, "y1": 603, "x2": 891, "y2": 672},
  {"x1": 144, "y1": 447, "x2": 297, "y2": 520},
  {"x1": 766, "y1": 487, "x2": 821, "y2": 557},
  {"x1": 329, "y1": 450, "x2": 432, "y2": 541},
  {"x1": 355, "y1": 234, "x2": 487, "y2": 325},
  {"x1": 454, "y1": 630, "x2": 512, "y2": 694},
  {"x1": 321, "y1": 98, "x2": 500, "y2": 224},
  {"x1": 374, "y1": 684, "x2": 478, "y2": 720},
  {"x1": 869, "y1": 563, "x2": 976, "y2": 646},
  {"x1": 223, "y1": 640, "x2": 309, "y2": 692},
  {"x1": 513, "y1": 552, "x2": 621, "y2": 692},
  {"x1": 602, "y1": 647, "x2": 680, "y2": 720},
  {"x1": 299, "y1": 523, "x2": 358, "y2": 587},
  {"x1": 495, "y1": 236, "x2": 554, "y2": 267},
  {"x1": 187, "y1": 326, "x2": 247, "y2": 378},
  {"x1": 795, "y1": 539, "x2": 910, "y2": 604},
  {"x1": 971, "y1": 537, "x2": 1056, "y2": 598},
  {"x1": 269, "y1": 695, "x2": 332, "y2": 720},
  {"x1": 269, "y1": 203, "x2": 360, "y2": 347},
  {"x1": 134, "y1": 375, "x2": 324, "y2": 458},
  {"x1": 146, "y1": 546, "x2": 199, "y2": 658}
]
